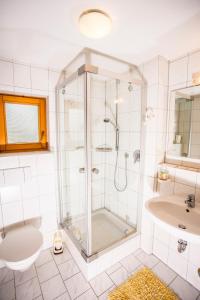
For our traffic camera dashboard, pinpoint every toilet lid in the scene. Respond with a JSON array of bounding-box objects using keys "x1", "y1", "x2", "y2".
[{"x1": 0, "y1": 225, "x2": 43, "y2": 262}]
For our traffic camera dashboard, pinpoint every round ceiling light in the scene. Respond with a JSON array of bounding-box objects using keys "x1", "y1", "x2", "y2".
[{"x1": 79, "y1": 9, "x2": 112, "y2": 39}]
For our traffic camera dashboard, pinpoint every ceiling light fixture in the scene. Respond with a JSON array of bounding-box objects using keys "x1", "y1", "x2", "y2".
[{"x1": 79, "y1": 9, "x2": 112, "y2": 39}]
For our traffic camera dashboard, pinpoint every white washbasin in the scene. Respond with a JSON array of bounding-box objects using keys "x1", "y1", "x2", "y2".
[{"x1": 145, "y1": 195, "x2": 200, "y2": 244}]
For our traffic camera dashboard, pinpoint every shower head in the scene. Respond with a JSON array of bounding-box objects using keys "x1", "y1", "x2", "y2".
[{"x1": 128, "y1": 82, "x2": 133, "y2": 92}]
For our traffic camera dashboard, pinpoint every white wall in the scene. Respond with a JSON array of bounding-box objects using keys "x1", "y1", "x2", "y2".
[
  {"x1": 0, "y1": 58, "x2": 60, "y2": 254},
  {"x1": 150, "y1": 49, "x2": 200, "y2": 290},
  {"x1": 104, "y1": 79, "x2": 141, "y2": 225},
  {"x1": 139, "y1": 56, "x2": 169, "y2": 253}
]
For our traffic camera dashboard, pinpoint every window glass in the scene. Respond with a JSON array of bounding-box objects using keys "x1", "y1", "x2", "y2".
[{"x1": 5, "y1": 103, "x2": 39, "y2": 144}]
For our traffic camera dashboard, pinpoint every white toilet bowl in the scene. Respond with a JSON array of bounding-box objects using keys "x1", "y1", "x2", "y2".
[{"x1": 0, "y1": 224, "x2": 43, "y2": 271}]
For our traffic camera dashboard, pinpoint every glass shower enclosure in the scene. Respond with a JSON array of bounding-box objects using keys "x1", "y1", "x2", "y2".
[{"x1": 56, "y1": 48, "x2": 145, "y2": 261}]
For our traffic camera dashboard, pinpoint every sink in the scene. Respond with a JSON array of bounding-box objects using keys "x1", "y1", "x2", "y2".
[{"x1": 145, "y1": 195, "x2": 200, "y2": 243}]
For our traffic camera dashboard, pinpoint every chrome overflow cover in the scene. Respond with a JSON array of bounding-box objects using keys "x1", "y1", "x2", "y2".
[
  {"x1": 178, "y1": 224, "x2": 186, "y2": 230},
  {"x1": 177, "y1": 239, "x2": 187, "y2": 253}
]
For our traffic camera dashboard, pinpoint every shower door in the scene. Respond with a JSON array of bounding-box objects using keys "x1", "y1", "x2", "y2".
[
  {"x1": 58, "y1": 68, "x2": 142, "y2": 259},
  {"x1": 88, "y1": 73, "x2": 141, "y2": 255},
  {"x1": 58, "y1": 72, "x2": 91, "y2": 255}
]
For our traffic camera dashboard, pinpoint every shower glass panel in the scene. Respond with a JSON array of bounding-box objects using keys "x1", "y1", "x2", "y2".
[
  {"x1": 57, "y1": 49, "x2": 145, "y2": 260},
  {"x1": 89, "y1": 74, "x2": 140, "y2": 254},
  {"x1": 57, "y1": 73, "x2": 89, "y2": 253}
]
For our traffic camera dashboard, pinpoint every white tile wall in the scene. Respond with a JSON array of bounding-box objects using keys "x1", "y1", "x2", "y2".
[
  {"x1": 150, "y1": 49, "x2": 200, "y2": 291},
  {"x1": 4, "y1": 168, "x2": 24, "y2": 185},
  {"x1": 0, "y1": 186, "x2": 21, "y2": 204},
  {"x1": 13, "y1": 63, "x2": 31, "y2": 88},
  {"x1": 0, "y1": 60, "x2": 13, "y2": 86},
  {"x1": 188, "y1": 50, "x2": 200, "y2": 85},
  {"x1": 2, "y1": 201, "x2": 23, "y2": 227},
  {"x1": 31, "y1": 67, "x2": 49, "y2": 91},
  {"x1": 23, "y1": 197, "x2": 40, "y2": 219},
  {"x1": 0, "y1": 58, "x2": 60, "y2": 256},
  {"x1": 140, "y1": 56, "x2": 169, "y2": 253},
  {"x1": 104, "y1": 79, "x2": 142, "y2": 223},
  {"x1": 169, "y1": 56, "x2": 188, "y2": 87},
  {"x1": 0, "y1": 170, "x2": 4, "y2": 186}
]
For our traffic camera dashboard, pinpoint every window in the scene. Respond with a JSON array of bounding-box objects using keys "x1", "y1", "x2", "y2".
[{"x1": 0, "y1": 94, "x2": 48, "y2": 152}]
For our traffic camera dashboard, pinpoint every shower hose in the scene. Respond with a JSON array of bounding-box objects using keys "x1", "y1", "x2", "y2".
[{"x1": 114, "y1": 150, "x2": 129, "y2": 192}]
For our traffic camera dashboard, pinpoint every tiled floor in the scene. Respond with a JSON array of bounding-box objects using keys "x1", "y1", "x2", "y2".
[{"x1": 0, "y1": 246, "x2": 200, "y2": 300}]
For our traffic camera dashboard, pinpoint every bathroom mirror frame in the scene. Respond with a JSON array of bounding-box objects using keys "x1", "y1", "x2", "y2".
[{"x1": 166, "y1": 83, "x2": 200, "y2": 168}]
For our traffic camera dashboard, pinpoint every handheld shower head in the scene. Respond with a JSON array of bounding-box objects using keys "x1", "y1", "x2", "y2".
[
  {"x1": 103, "y1": 118, "x2": 118, "y2": 129},
  {"x1": 103, "y1": 118, "x2": 110, "y2": 123},
  {"x1": 128, "y1": 82, "x2": 133, "y2": 92}
]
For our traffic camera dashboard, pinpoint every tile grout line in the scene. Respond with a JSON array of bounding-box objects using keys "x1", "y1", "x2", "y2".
[
  {"x1": 73, "y1": 285, "x2": 93, "y2": 300},
  {"x1": 34, "y1": 263, "x2": 43, "y2": 299},
  {"x1": 14, "y1": 266, "x2": 38, "y2": 288},
  {"x1": 9, "y1": 246, "x2": 200, "y2": 299},
  {"x1": 51, "y1": 247, "x2": 75, "y2": 299},
  {"x1": 13, "y1": 269, "x2": 17, "y2": 300},
  {"x1": 14, "y1": 274, "x2": 38, "y2": 288},
  {"x1": 105, "y1": 261, "x2": 122, "y2": 276},
  {"x1": 167, "y1": 275, "x2": 178, "y2": 287}
]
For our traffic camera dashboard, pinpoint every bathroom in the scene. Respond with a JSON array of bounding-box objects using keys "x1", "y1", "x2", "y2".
[{"x1": 0, "y1": 1, "x2": 200, "y2": 299}]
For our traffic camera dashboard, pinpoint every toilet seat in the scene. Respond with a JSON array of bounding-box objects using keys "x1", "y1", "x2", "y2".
[{"x1": 0, "y1": 225, "x2": 43, "y2": 262}]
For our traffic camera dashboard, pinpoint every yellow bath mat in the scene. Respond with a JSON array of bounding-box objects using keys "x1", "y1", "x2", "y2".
[{"x1": 108, "y1": 267, "x2": 178, "y2": 300}]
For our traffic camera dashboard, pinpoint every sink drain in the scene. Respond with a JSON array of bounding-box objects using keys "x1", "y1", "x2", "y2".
[{"x1": 178, "y1": 224, "x2": 186, "y2": 230}]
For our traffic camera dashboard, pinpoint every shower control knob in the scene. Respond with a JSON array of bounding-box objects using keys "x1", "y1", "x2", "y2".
[
  {"x1": 133, "y1": 149, "x2": 140, "y2": 163},
  {"x1": 92, "y1": 168, "x2": 99, "y2": 174},
  {"x1": 79, "y1": 167, "x2": 85, "y2": 173}
]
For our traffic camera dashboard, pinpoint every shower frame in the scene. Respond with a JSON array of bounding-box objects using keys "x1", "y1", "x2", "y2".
[{"x1": 56, "y1": 48, "x2": 146, "y2": 261}]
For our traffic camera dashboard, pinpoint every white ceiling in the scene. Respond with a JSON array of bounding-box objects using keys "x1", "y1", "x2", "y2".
[{"x1": 1, "y1": 0, "x2": 200, "y2": 70}]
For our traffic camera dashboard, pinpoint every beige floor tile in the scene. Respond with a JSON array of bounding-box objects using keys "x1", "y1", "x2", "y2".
[
  {"x1": 90, "y1": 272, "x2": 113, "y2": 296},
  {"x1": 16, "y1": 277, "x2": 41, "y2": 300},
  {"x1": 153, "y1": 261, "x2": 177, "y2": 285},
  {"x1": 15, "y1": 265, "x2": 36, "y2": 286},
  {"x1": 35, "y1": 249, "x2": 53, "y2": 267},
  {"x1": 65, "y1": 273, "x2": 90, "y2": 300},
  {"x1": 170, "y1": 276, "x2": 199, "y2": 300},
  {"x1": 37, "y1": 260, "x2": 59, "y2": 283},
  {"x1": 53, "y1": 248, "x2": 71, "y2": 265},
  {"x1": 0, "y1": 280, "x2": 15, "y2": 300},
  {"x1": 109, "y1": 266, "x2": 128, "y2": 286},
  {"x1": 120, "y1": 254, "x2": 141, "y2": 273},
  {"x1": 41, "y1": 274, "x2": 66, "y2": 300},
  {"x1": 0, "y1": 267, "x2": 14, "y2": 287},
  {"x1": 58, "y1": 259, "x2": 79, "y2": 280},
  {"x1": 76, "y1": 288, "x2": 97, "y2": 300}
]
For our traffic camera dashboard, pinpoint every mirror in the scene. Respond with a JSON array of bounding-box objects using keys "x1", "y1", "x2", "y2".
[{"x1": 167, "y1": 85, "x2": 200, "y2": 160}]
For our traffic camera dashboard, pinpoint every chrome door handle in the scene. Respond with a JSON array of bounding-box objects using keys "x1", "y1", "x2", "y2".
[
  {"x1": 79, "y1": 167, "x2": 85, "y2": 173},
  {"x1": 92, "y1": 168, "x2": 99, "y2": 174},
  {"x1": 79, "y1": 167, "x2": 99, "y2": 174}
]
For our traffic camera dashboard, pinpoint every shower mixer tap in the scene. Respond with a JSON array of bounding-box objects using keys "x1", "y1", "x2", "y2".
[
  {"x1": 79, "y1": 167, "x2": 99, "y2": 174},
  {"x1": 133, "y1": 149, "x2": 140, "y2": 163}
]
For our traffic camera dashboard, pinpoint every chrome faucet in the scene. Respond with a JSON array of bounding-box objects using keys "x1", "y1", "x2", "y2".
[{"x1": 185, "y1": 194, "x2": 195, "y2": 208}]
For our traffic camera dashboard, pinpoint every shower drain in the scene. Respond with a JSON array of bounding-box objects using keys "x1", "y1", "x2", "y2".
[
  {"x1": 124, "y1": 229, "x2": 129, "y2": 235},
  {"x1": 178, "y1": 224, "x2": 186, "y2": 230}
]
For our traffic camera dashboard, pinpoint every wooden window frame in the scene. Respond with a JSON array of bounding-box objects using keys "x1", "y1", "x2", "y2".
[{"x1": 0, "y1": 94, "x2": 48, "y2": 153}]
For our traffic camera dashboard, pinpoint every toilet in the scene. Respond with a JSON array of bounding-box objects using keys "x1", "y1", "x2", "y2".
[{"x1": 0, "y1": 224, "x2": 43, "y2": 271}]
